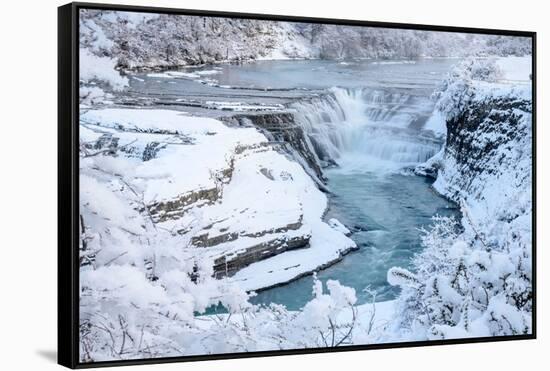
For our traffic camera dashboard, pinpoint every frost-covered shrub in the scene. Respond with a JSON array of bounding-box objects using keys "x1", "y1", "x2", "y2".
[
  {"x1": 80, "y1": 86, "x2": 111, "y2": 106},
  {"x1": 433, "y1": 58, "x2": 504, "y2": 121},
  {"x1": 80, "y1": 49, "x2": 129, "y2": 92},
  {"x1": 79, "y1": 14, "x2": 129, "y2": 104},
  {"x1": 207, "y1": 276, "x2": 364, "y2": 351},
  {"x1": 79, "y1": 150, "x2": 254, "y2": 360},
  {"x1": 389, "y1": 213, "x2": 531, "y2": 340},
  {"x1": 468, "y1": 59, "x2": 504, "y2": 82}
]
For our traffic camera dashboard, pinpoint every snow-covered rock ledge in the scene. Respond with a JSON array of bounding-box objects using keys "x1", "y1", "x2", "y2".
[{"x1": 80, "y1": 108, "x2": 355, "y2": 292}]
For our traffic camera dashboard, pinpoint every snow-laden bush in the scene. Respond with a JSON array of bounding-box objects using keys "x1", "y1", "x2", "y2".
[
  {"x1": 79, "y1": 152, "x2": 253, "y2": 360},
  {"x1": 432, "y1": 58, "x2": 504, "y2": 121},
  {"x1": 78, "y1": 152, "x2": 255, "y2": 360},
  {"x1": 389, "y1": 213, "x2": 531, "y2": 340},
  {"x1": 80, "y1": 49, "x2": 128, "y2": 92},
  {"x1": 202, "y1": 277, "x2": 364, "y2": 353},
  {"x1": 79, "y1": 86, "x2": 111, "y2": 106}
]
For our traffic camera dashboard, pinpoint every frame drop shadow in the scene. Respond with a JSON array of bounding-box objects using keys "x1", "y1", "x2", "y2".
[{"x1": 36, "y1": 350, "x2": 57, "y2": 363}]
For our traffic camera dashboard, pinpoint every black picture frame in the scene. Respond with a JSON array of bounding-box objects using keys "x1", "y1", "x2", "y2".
[{"x1": 58, "y1": 2, "x2": 537, "y2": 368}]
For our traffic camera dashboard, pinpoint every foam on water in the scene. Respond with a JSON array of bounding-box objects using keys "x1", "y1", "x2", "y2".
[{"x1": 291, "y1": 86, "x2": 442, "y2": 172}]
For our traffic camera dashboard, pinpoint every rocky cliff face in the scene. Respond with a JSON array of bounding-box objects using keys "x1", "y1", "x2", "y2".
[
  {"x1": 391, "y1": 62, "x2": 533, "y2": 339},
  {"x1": 222, "y1": 112, "x2": 326, "y2": 186},
  {"x1": 436, "y1": 87, "x2": 532, "y2": 205}
]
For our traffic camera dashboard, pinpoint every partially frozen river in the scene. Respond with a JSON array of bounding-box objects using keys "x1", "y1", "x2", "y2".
[{"x1": 125, "y1": 58, "x2": 461, "y2": 310}]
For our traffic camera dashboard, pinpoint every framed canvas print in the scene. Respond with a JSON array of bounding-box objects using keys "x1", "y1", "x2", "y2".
[{"x1": 58, "y1": 2, "x2": 536, "y2": 368}]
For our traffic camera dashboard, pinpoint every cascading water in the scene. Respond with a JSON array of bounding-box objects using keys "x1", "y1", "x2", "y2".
[
  {"x1": 251, "y1": 81, "x2": 459, "y2": 310},
  {"x1": 290, "y1": 86, "x2": 443, "y2": 171}
]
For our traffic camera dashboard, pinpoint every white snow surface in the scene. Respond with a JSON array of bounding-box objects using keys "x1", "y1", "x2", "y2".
[
  {"x1": 80, "y1": 49, "x2": 129, "y2": 91},
  {"x1": 194, "y1": 298, "x2": 396, "y2": 349},
  {"x1": 81, "y1": 109, "x2": 266, "y2": 203},
  {"x1": 80, "y1": 108, "x2": 355, "y2": 292},
  {"x1": 496, "y1": 56, "x2": 532, "y2": 82},
  {"x1": 423, "y1": 110, "x2": 447, "y2": 137},
  {"x1": 328, "y1": 218, "x2": 351, "y2": 235},
  {"x1": 231, "y1": 218, "x2": 355, "y2": 292}
]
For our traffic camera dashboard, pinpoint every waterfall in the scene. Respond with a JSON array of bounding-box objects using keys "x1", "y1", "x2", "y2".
[{"x1": 290, "y1": 87, "x2": 442, "y2": 171}]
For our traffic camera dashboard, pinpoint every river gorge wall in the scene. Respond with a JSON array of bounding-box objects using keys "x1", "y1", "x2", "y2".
[{"x1": 390, "y1": 69, "x2": 533, "y2": 339}]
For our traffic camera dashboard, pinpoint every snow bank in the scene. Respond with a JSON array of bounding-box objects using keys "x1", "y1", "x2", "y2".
[
  {"x1": 496, "y1": 56, "x2": 532, "y2": 82},
  {"x1": 231, "y1": 221, "x2": 355, "y2": 292},
  {"x1": 81, "y1": 109, "x2": 266, "y2": 204},
  {"x1": 81, "y1": 108, "x2": 354, "y2": 291},
  {"x1": 423, "y1": 110, "x2": 447, "y2": 137},
  {"x1": 80, "y1": 49, "x2": 128, "y2": 91}
]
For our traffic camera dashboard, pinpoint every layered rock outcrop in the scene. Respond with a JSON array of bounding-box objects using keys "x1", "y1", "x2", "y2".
[{"x1": 80, "y1": 108, "x2": 355, "y2": 290}]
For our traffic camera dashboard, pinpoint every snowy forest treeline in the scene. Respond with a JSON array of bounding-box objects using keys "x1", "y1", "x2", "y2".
[
  {"x1": 80, "y1": 9, "x2": 531, "y2": 70},
  {"x1": 78, "y1": 9, "x2": 533, "y2": 362}
]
